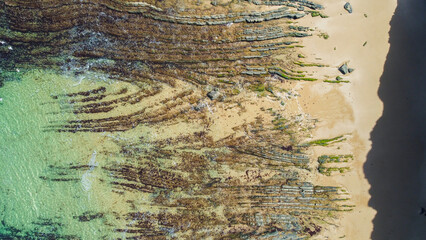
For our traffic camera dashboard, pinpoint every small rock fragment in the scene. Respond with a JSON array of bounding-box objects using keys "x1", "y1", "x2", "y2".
[
  {"x1": 193, "y1": 102, "x2": 206, "y2": 111},
  {"x1": 338, "y1": 63, "x2": 349, "y2": 74},
  {"x1": 344, "y1": 3, "x2": 353, "y2": 13},
  {"x1": 207, "y1": 90, "x2": 220, "y2": 100},
  {"x1": 348, "y1": 68, "x2": 355, "y2": 73}
]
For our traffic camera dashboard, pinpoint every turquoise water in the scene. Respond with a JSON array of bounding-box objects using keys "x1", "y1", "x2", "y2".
[{"x1": 0, "y1": 69, "x2": 131, "y2": 238}]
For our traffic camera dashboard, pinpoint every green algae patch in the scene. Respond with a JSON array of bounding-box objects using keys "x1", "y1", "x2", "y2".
[
  {"x1": 309, "y1": 11, "x2": 329, "y2": 18},
  {"x1": 218, "y1": 79, "x2": 236, "y2": 85},
  {"x1": 317, "y1": 155, "x2": 353, "y2": 176},
  {"x1": 272, "y1": 116, "x2": 289, "y2": 130},
  {"x1": 318, "y1": 155, "x2": 353, "y2": 163},
  {"x1": 319, "y1": 33, "x2": 329, "y2": 39},
  {"x1": 294, "y1": 61, "x2": 328, "y2": 67},
  {"x1": 268, "y1": 66, "x2": 317, "y2": 81},
  {"x1": 250, "y1": 82, "x2": 266, "y2": 92},
  {"x1": 324, "y1": 80, "x2": 350, "y2": 83},
  {"x1": 306, "y1": 135, "x2": 346, "y2": 146}
]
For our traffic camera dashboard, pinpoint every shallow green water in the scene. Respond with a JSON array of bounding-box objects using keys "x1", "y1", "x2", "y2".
[{"x1": 0, "y1": 69, "x2": 132, "y2": 239}]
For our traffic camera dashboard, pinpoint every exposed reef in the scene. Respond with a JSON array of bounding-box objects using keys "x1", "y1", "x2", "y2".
[{"x1": 0, "y1": 0, "x2": 353, "y2": 239}]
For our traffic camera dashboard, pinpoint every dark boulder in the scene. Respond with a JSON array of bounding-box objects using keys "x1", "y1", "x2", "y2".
[
  {"x1": 338, "y1": 63, "x2": 349, "y2": 74},
  {"x1": 344, "y1": 3, "x2": 353, "y2": 13}
]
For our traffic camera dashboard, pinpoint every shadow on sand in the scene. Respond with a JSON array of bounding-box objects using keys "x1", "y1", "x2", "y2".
[{"x1": 364, "y1": 0, "x2": 426, "y2": 239}]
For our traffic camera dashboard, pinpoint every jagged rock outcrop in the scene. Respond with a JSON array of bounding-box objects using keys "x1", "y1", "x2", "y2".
[{"x1": 0, "y1": 0, "x2": 351, "y2": 239}]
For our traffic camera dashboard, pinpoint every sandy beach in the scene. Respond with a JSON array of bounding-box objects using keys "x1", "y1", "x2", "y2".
[{"x1": 293, "y1": 0, "x2": 397, "y2": 238}]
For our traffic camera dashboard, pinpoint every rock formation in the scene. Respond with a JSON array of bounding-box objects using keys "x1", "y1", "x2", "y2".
[{"x1": 0, "y1": 0, "x2": 353, "y2": 239}]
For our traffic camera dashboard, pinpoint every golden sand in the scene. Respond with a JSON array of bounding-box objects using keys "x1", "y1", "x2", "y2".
[{"x1": 293, "y1": 0, "x2": 398, "y2": 238}]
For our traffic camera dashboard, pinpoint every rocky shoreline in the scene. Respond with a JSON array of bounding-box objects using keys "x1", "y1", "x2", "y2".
[{"x1": 0, "y1": 0, "x2": 359, "y2": 239}]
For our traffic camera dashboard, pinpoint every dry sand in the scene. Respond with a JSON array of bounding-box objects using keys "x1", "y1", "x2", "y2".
[{"x1": 293, "y1": 0, "x2": 397, "y2": 239}]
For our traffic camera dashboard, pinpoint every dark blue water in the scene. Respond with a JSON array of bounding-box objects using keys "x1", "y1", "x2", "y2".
[{"x1": 365, "y1": 0, "x2": 426, "y2": 239}]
